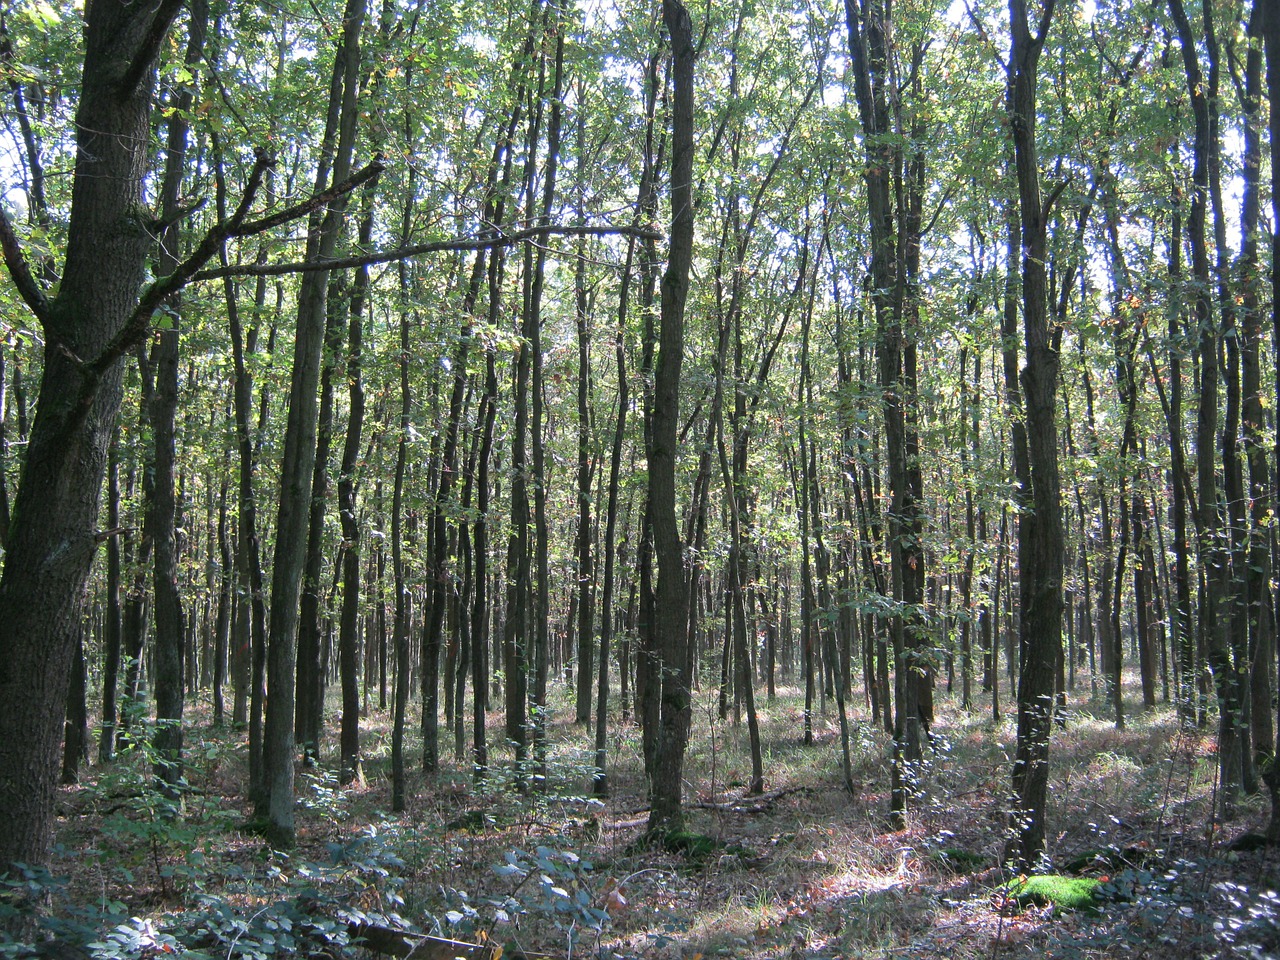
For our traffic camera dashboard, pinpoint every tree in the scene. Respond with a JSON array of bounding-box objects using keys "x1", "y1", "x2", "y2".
[
  {"x1": 260, "y1": 0, "x2": 368, "y2": 844},
  {"x1": 844, "y1": 0, "x2": 934, "y2": 829},
  {"x1": 1005, "y1": 0, "x2": 1064, "y2": 871},
  {"x1": 0, "y1": 0, "x2": 195, "y2": 870},
  {"x1": 0, "y1": 0, "x2": 387, "y2": 870},
  {"x1": 645, "y1": 0, "x2": 695, "y2": 836}
]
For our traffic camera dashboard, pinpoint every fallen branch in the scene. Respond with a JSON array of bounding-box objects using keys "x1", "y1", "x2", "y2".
[{"x1": 693, "y1": 785, "x2": 809, "y2": 814}]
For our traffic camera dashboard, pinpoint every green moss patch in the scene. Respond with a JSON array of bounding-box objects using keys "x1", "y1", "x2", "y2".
[{"x1": 1001, "y1": 874, "x2": 1101, "y2": 912}]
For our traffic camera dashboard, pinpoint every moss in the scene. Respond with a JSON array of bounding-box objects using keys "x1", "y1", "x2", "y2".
[{"x1": 1002, "y1": 874, "x2": 1101, "y2": 912}]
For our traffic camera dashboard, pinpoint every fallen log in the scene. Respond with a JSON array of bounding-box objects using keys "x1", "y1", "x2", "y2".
[{"x1": 692, "y1": 785, "x2": 808, "y2": 813}]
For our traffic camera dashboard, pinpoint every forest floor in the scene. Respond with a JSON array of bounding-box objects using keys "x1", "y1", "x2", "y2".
[{"x1": 32, "y1": 674, "x2": 1280, "y2": 960}]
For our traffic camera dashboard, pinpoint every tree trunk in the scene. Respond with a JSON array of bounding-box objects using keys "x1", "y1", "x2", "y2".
[
  {"x1": 150, "y1": 0, "x2": 208, "y2": 793},
  {"x1": 1006, "y1": 0, "x2": 1063, "y2": 871},
  {"x1": 645, "y1": 0, "x2": 695, "y2": 836},
  {"x1": 261, "y1": 0, "x2": 366, "y2": 844},
  {"x1": 390, "y1": 260, "x2": 412, "y2": 813},
  {"x1": 1235, "y1": 4, "x2": 1274, "y2": 790},
  {"x1": 1169, "y1": 0, "x2": 1239, "y2": 814},
  {"x1": 574, "y1": 236, "x2": 595, "y2": 727},
  {"x1": 212, "y1": 469, "x2": 231, "y2": 726},
  {"x1": 0, "y1": 0, "x2": 187, "y2": 871},
  {"x1": 61, "y1": 634, "x2": 89, "y2": 785},
  {"x1": 1259, "y1": 0, "x2": 1280, "y2": 840},
  {"x1": 337, "y1": 184, "x2": 374, "y2": 786},
  {"x1": 99, "y1": 431, "x2": 124, "y2": 763}
]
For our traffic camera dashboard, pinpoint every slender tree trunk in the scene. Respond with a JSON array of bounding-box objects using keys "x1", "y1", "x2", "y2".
[
  {"x1": 261, "y1": 0, "x2": 366, "y2": 843},
  {"x1": 645, "y1": 0, "x2": 695, "y2": 836},
  {"x1": 212, "y1": 469, "x2": 231, "y2": 726},
  {"x1": 1235, "y1": 6, "x2": 1273, "y2": 789},
  {"x1": 845, "y1": 0, "x2": 930, "y2": 830},
  {"x1": 1170, "y1": 0, "x2": 1239, "y2": 813},
  {"x1": 149, "y1": 0, "x2": 207, "y2": 793},
  {"x1": 593, "y1": 228, "x2": 637, "y2": 794},
  {"x1": 99, "y1": 432, "x2": 124, "y2": 763},
  {"x1": 336, "y1": 184, "x2": 374, "y2": 786},
  {"x1": 526, "y1": 18, "x2": 565, "y2": 782},
  {"x1": 215, "y1": 146, "x2": 271, "y2": 788},
  {"x1": 390, "y1": 263, "x2": 412, "y2": 813},
  {"x1": 472, "y1": 342, "x2": 498, "y2": 780},
  {"x1": 61, "y1": 634, "x2": 89, "y2": 785},
  {"x1": 1006, "y1": 0, "x2": 1063, "y2": 870},
  {"x1": 574, "y1": 237, "x2": 595, "y2": 726},
  {"x1": 1258, "y1": 0, "x2": 1280, "y2": 839},
  {"x1": 296, "y1": 279, "x2": 345, "y2": 767}
]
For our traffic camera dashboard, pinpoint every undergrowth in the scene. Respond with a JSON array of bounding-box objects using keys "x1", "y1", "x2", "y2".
[{"x1": 2, "y1": 674, "x2": 1273, "y2": 960}]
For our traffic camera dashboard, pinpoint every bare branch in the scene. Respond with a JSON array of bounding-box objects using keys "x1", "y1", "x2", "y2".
[
  {"x1": 1034, "y1": 0, "x2": 1057, "y2": 46},
  {"x1": 82, "y1": 150, "x2": 276, "y2": 381},
  {"x1": 0, "y1": 203, "x2": 50, "y2": 324},
  {"x1": 85, "y1": 150, "x2": 383, "y2": 380},
  {"x1": 192, "y1": 223, "x2": 664, "y2": 282},
  {"x1": 120, "y1": 0, "x2": 186, "y2": 99},
  {"x1": 232, "y1": 156, "x2": 384, "y2": 236},
  {"x1": 1041, "y1": 175, "x2": 1071, "y2": 222}
]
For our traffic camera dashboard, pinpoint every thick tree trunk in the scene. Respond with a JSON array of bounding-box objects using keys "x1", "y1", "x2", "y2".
[{"x1": 0, "y1": 0, "x2": 183, "y2": 871}]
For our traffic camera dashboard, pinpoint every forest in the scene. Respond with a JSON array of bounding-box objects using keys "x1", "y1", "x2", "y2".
[{"x1": 0, "y1": 0, "x2": 1277, "y2": 955}]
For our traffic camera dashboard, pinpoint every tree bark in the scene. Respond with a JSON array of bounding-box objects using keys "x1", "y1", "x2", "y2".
[
  {"x1": 150, "y1": 0, "x2": 208, "y2": 793},
  {"x1": 0, "y1": 0, "x2": 187, "y2": 871},
  {"x1": 261, "y1": 0, "x2": 366, "y2": 844},
  {"x1": 645, "y1": 0, "x2": 695, "y2": 836},
  {"x1": 1005, "y1": 0, "x2": 1063, "y2": 871}
]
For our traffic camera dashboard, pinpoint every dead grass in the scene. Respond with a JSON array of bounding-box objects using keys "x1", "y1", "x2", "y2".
[{"x1": 43, "y1": 669, "x2": 1280, "y2": 960}]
